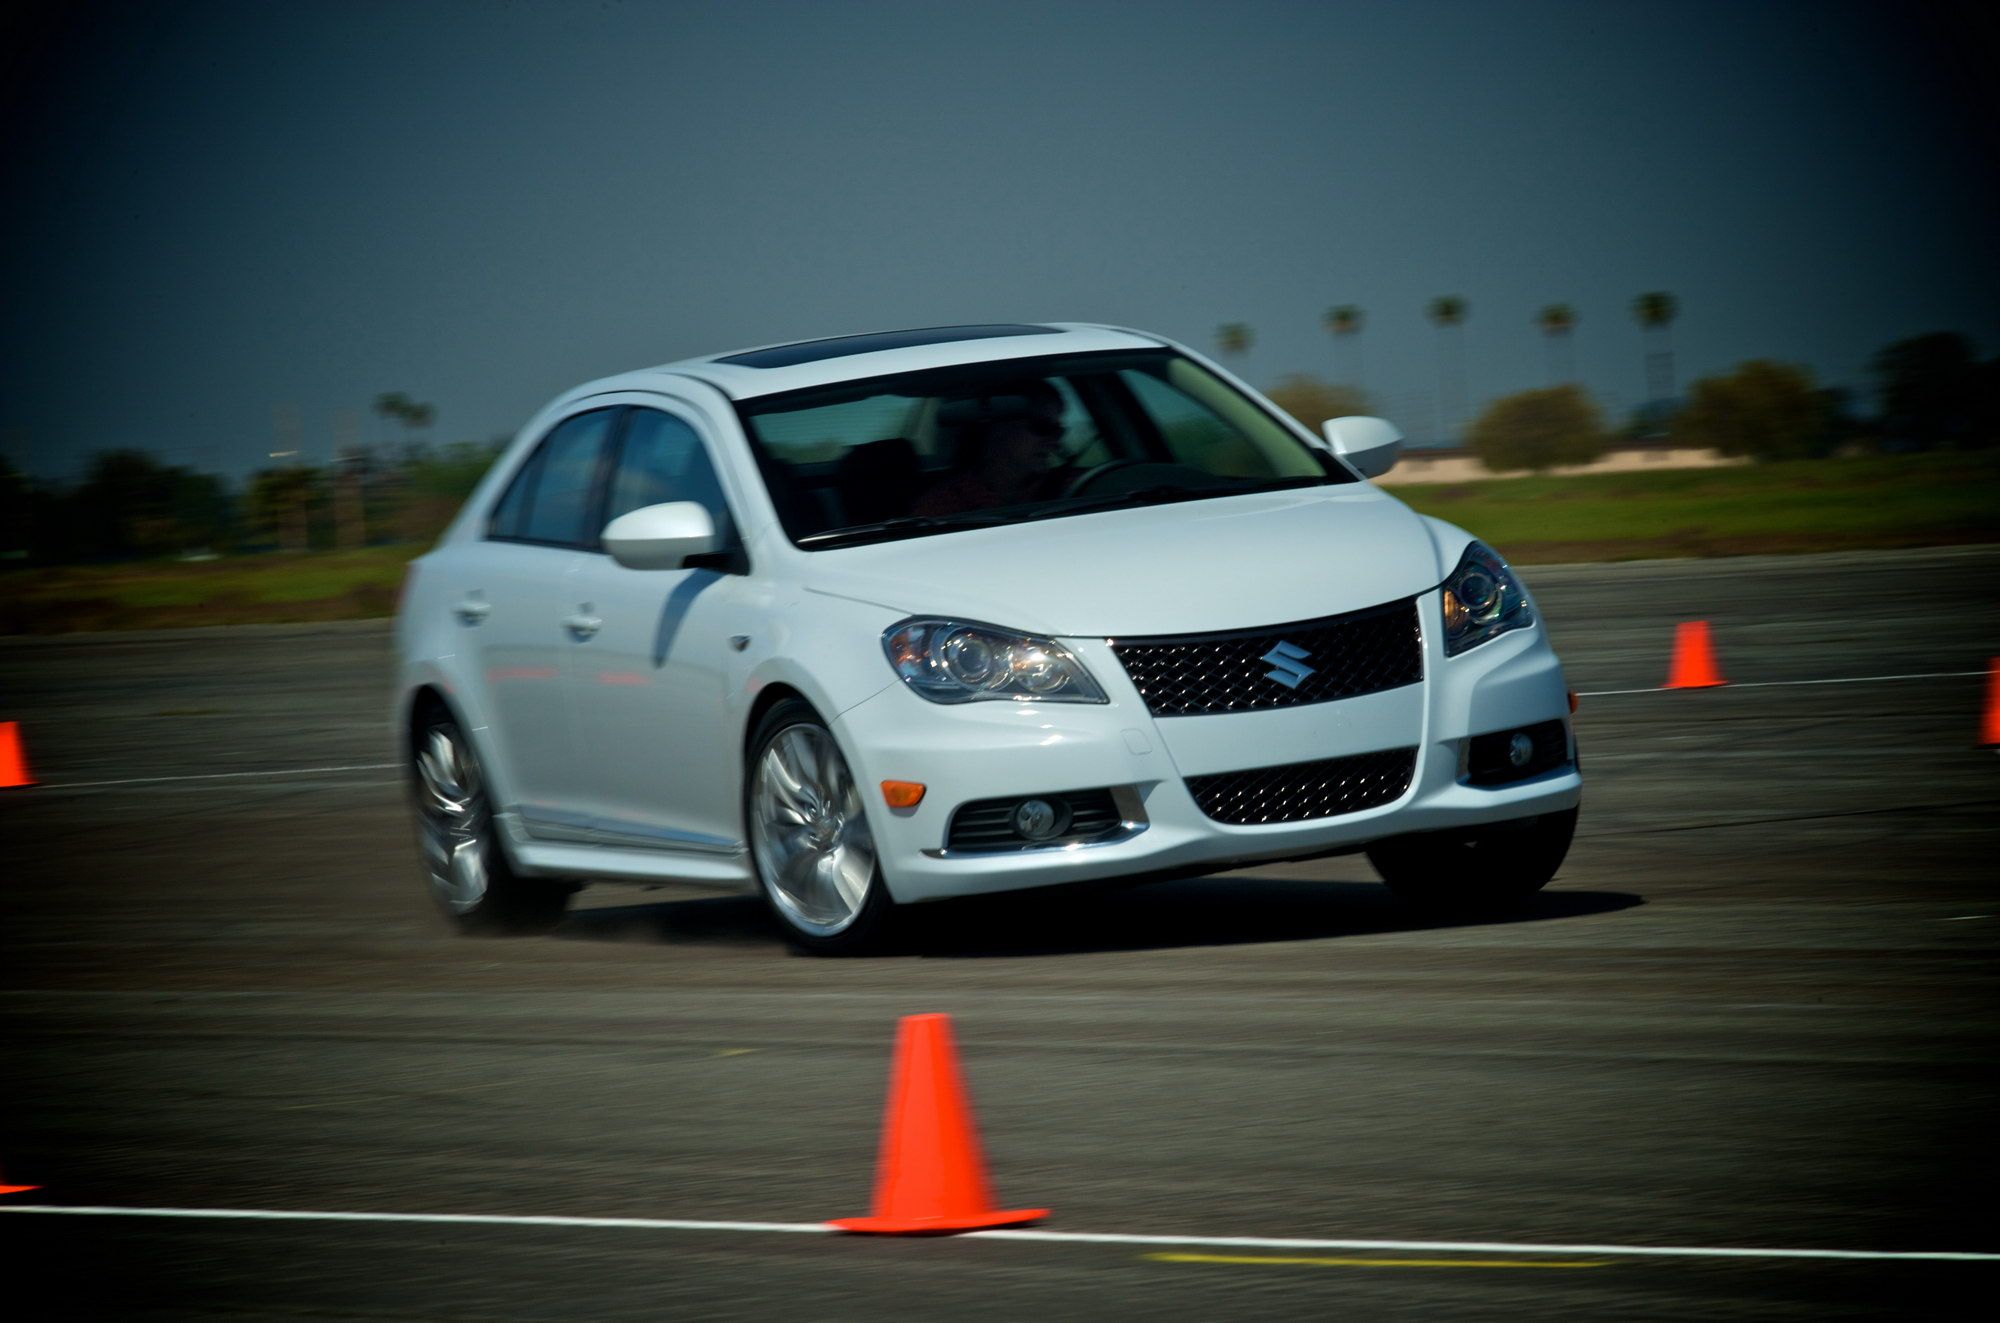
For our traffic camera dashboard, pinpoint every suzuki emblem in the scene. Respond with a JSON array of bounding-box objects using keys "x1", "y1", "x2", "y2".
[{"x1": 1261, "y1": 640, "x2": 1315, "y2": 689}]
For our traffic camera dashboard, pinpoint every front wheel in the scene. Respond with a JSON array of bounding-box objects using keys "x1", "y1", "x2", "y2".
[
  {"x1": 1366, "y1": 806, "x2": 1578, "y2": 912},
  {"x1": 745, "y1": 699, "x2": 896, "y2": 955},
  {"x1": 411, "y1": 711, "x2": 573, "y2": 934}
]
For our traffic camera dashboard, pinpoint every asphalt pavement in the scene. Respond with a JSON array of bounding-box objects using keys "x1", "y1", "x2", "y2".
[{"x1": 1, "y1": 545, "x2": 1996, "y2": 1320}]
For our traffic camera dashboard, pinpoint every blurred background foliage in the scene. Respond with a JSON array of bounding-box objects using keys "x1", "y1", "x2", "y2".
[
  {"x1": 2, "y1": 323, "x2": 1997, "y2": 633},
  {"x1": 1466, "y1": 385, "x2": 1609, "y2": 472}
]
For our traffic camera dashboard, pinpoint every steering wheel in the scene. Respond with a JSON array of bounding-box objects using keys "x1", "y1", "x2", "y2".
[{"x1": 1060, "y1": 458, "x2": 1147, "y2": 498}]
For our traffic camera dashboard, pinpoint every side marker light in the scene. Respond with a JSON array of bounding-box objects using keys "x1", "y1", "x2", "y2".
[{"x1": 881, "y1": 781, "x2": 926, "y2": 809}]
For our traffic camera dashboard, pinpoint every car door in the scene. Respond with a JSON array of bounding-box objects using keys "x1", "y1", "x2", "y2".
[
  {"x1": 453, "y1": 406, "x2": 619, "y2": 833},
  {"x1": 564, "y1": 404, "x2": 757, "y2": 853}
]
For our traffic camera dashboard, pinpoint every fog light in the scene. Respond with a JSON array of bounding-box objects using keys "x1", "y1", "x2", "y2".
[
  {"x1": 1507, "y1": 732, "x2": 1536, "y2": 767},
  {"x1": 1012, "y1": 798, "x2": 1066, "y2": 840}
]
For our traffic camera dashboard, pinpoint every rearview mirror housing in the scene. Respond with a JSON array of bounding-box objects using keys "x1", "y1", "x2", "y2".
[
  {"x1": 1321, "y1": 416, "x2": 1403, "y2": 479},
  {"x1": 602, "y1": 501, "x2": 718, "y2": 570}
]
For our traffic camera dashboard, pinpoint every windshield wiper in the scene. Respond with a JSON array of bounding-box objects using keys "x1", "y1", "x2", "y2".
[{"x1": 797, "y1": 511, "x2": 1016, "y2": 549}]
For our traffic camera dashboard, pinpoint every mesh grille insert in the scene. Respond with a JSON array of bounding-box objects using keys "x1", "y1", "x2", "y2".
[
  {"x1": 1185, "y1": 747, "x2": 1417, "y2": 825},
  {"x1": 1111, "y1": 599, "x2": 1422, "y2": 717}
]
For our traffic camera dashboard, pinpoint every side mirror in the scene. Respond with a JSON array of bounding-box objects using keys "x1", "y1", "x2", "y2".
[
  {"x1": 1321, "y1": 416, "x2": 1402, "y2": 479},
  {"x1": 602, "y1": 501, "x2": 718, "y2": 570}
]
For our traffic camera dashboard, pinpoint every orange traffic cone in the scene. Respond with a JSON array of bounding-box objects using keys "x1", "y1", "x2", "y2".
[
  {"x1": 1981, "y1": 659, "x2": 2000, "y2": 748},
  {"x1": 828, "y1": 1014, "x2": 1047, "y2": 1235},
  {"x1": 0, "y1": 722, "x2": 30, "y2": 788},
  {"x1": 1665, "y1": 621, "x2": 1726, "y2": 689}
]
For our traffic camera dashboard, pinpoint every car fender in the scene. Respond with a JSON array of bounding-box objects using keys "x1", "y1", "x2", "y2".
[{"x1": 731, "y1": 585, "x2": 903, "y2": 737}]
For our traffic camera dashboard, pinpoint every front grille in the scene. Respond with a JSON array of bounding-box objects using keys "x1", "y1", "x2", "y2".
[
  {"x1": 945, "y1": 788, "x2": 1124, "y2": 851},
  {"x1": 1185, "y1": 747, "x2": 1417, "y2": 825},
  {"x1": 1111, "y1": 598, "x2": 1422, "y2": 717}
]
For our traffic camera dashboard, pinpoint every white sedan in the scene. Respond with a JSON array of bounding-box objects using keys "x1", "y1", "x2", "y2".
[{"x1": 394, "y1": 323, "x2": 1580, "y2": 952}]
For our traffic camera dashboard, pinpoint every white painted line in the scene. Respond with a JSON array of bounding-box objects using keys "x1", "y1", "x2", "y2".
[
  {"x1": 0, "y1": 1206, "x2": 829, "y2": 1234},
  {"x1": 1, "y1": 1205, "x2": 1995, "y2": 1263},
  {"x1": 978, "y1": 1229, "x2": 2000, "y2": 1262},
  {"x1": 1578, "y1": 669, "x2": 1985, "y2": 698},
  {"x1": 36, "y1": 763, "x2": 398, "y2": 790}
]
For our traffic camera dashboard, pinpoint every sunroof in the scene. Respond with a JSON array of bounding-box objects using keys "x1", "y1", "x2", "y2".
[{"x1": 715, "y1": 324, "x2": 1059, "y2": 369}]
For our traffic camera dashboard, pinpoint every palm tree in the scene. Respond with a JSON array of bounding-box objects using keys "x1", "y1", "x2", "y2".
[
  {"x1": 1323, "y1": 304, "x2": 1365, "y2": 387},
  {"x1": 373, "y1": 392, "x2": 437, "y2": 542},
  {"x1": 1632, "y1": 291, "x2": 1679, "y2": 407},
  {"x1": 1215, "y1": 323, "x2": 1254, "y2": 359},
  {"x1": 1426, "y1": 296, "x2": 1469, "y2": 443},
  {"x1": 1537, "y1": 303, "x2": 1578, "y2": 384}
]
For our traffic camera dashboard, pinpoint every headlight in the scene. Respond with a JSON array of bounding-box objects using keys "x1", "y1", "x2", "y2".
[
  {"x1": 882, "y1": 619, "x2": 1107, "y2": 704},
  {"x1": 1441, "y1": 542, "x2": 1533, "y2": 656}
]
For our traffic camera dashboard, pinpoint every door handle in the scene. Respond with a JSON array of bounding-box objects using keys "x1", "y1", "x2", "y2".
[
  {"x1": 454, "y1": 598, "x2": 491, "y2": 624},
  {"x1": 563, "y1": 611, "x2": 602, "y2": 640}
]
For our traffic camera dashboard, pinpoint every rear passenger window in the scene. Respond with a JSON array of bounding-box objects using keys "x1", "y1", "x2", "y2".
[
  {"x1": 606, "y1": 409, "x2": 735, "y2": 543},
  {"x1": 494, "y1": 409, "x2": 617, "y2": 547}
]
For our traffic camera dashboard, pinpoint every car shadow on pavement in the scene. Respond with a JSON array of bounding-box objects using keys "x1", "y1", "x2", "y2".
[{"x1": 555, "y1": 875, "x2": 1643, "y2": 957}]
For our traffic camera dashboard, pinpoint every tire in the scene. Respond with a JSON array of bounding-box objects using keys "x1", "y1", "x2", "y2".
[
  {"x1": 744, "y1": 698, "x2": 896, "y2": 955},
  {"x1": 410, "y1": 708, "x2": 573, "y2": 934},
  {"x1": 1365, "y1": 805, "x2": 1579, "y2": 912}
]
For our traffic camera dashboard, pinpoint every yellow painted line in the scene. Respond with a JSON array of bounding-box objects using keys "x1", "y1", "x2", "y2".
[{"x1": 1146, "y1": 1252, "x2": 1611, "y2": 1270}]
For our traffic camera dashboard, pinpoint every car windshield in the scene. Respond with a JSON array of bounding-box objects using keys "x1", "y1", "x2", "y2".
[{"x1": 733, "y1": 349, "x2": 1354, "y2": 548}]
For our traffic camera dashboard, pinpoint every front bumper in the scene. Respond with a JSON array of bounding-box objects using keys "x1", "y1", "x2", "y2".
[{"x1": 833, "y1": 594, "x2": 1579, "y2": 904}]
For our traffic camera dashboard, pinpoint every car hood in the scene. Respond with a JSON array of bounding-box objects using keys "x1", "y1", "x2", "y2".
[{"x1": 800, "y1": 485, "x2": 1453, "y2": 637}]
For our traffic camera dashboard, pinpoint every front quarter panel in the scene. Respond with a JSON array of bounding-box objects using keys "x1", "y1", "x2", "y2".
[{"x1": 736, "y1": 583, "x2": 903, "y2": 728}]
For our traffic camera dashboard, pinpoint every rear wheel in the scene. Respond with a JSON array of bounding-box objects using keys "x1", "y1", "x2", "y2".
[
  {"x1": 746, "y1": 699, "x2": 895, "y2": 955},
  {"x1": 1366, "y1": 806, "x2": 1578, "y2": 912},
  {"x1": 411, "y1": 710, "x2": 572, "y2": 934}
]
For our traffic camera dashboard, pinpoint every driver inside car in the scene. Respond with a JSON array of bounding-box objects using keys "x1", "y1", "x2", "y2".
[{"x1": 913, "y1": 380, "x2": 1068, "y2": 516}]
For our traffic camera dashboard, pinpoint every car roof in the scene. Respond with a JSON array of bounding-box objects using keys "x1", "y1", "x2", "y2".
[{"x1": 565, "y1": 322, "x2": 1172, "y2": 406}]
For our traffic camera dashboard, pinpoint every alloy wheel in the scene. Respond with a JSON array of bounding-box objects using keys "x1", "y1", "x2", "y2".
[
  {"x1": 415, "y1": 722, "x2": 491, "y2": 914},
  {"x1": 750, "y1": 723, "x2": 877, "y2": 937}
]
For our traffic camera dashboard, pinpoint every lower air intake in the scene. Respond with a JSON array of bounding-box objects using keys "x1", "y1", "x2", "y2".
[{"x1": 1186, "y1": 747, "x2": 1417, "y2": 825}]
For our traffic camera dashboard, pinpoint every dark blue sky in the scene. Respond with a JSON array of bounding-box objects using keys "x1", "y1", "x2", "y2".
[{"x1": 3, "y1": 0, "x2": 1993, "y2": 478}]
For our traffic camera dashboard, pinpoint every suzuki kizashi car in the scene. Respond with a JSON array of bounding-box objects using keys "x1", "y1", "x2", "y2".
[{"x1": 395, "y1": 323, "x2": 1579, "y2": 951}]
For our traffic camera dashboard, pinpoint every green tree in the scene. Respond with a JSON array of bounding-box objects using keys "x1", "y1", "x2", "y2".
[
  {"x1": 1872, "y1": 332, "x2": 1990, "y2": 450},
  {"x1": 374, "y1": 392, "x2": 440, "y2": 540},
  {"x1": 67, "y1": 450, "x2": 232, "y2": 558},
  {"x1": 1632, "y1": 291, "x2": 1679, "y2": 406},
  {"x1": 1467, "y1": 385, "x2": 1609, "y2": 473},
  {"x1": 247, "y1": 465, "x2": 322, "y2": 551},
  {"x1": 1676, "y1": 360, "x2": 1825, "y2": 460},
  {"x1": 1322, "y1": 304, "x2": 1364, "y2": 385},
  {"x1": 1264, "y1": 375, "x2": 1371, "y2": 432},
  {"x1": 0, "y1": 453, "x2": 26, "y2": 556},
  {"x1": 1536, "y1": 303, "x2": 1577, "y2": 384},
  {"x1": 1426, "y1": 296, "x2": 1468, "y2": 443},
  {"x1": 1323, "y1": 305, "x2": 1363, "y2": 336},
  {"x1": 374, "y1": 391, "x2": 437, "y2": 453},
  {"x1": 1214, "y1": 323, "x2": 1254, "y2": 358}
]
